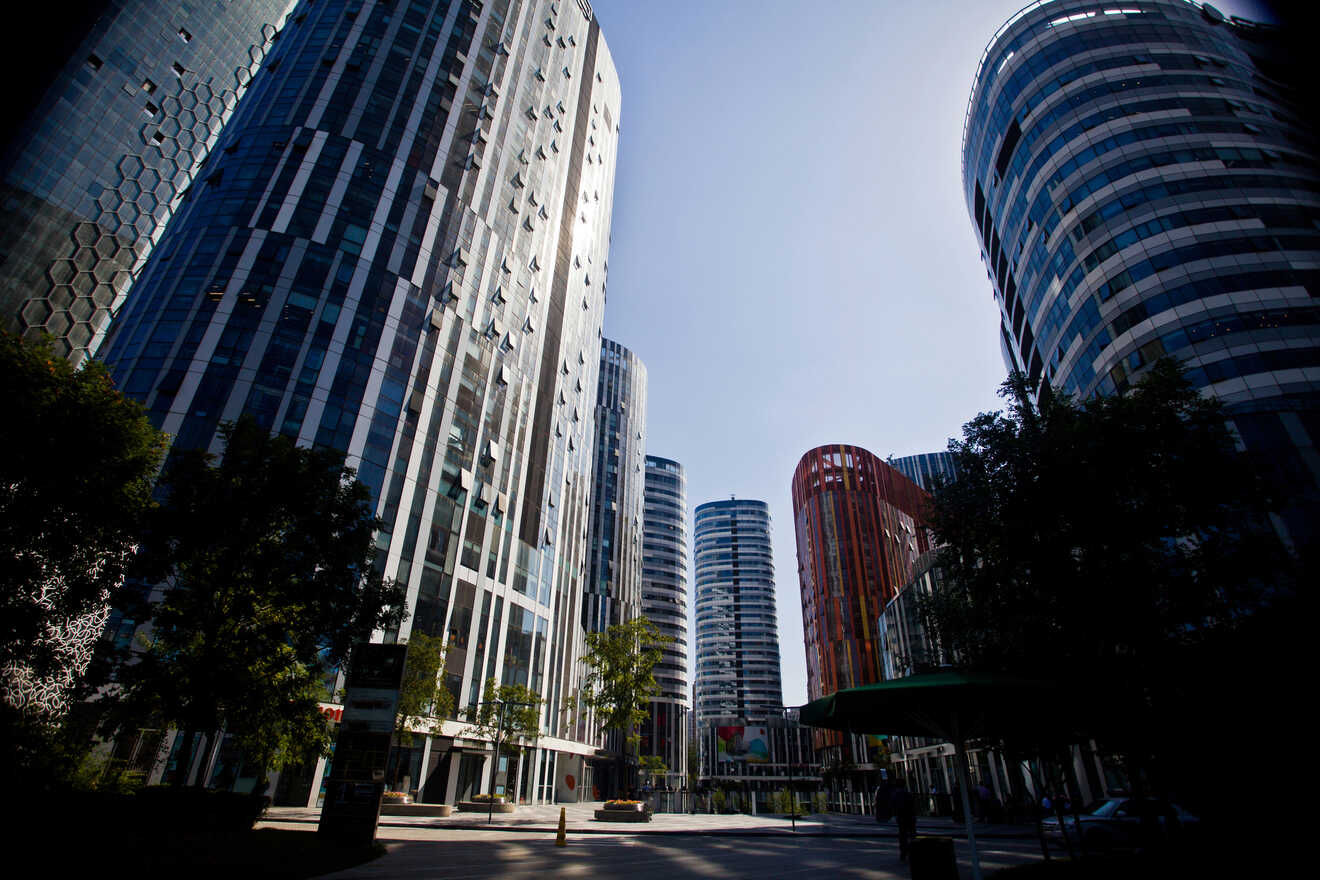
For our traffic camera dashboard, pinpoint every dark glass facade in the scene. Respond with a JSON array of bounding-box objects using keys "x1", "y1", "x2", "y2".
[
  {"x1": 693, "y1": 499, "x2": 782, "y2": 725},
  {"x1": 791, "y1": 444, "x2": 931, "y2": 703},
  {"x1": 890, "y1": 451, "x2": 960, "y2": 493},
  {"x1": 963, "y1": 0, "x2": 1319, "y2": 553},
  {"x1": 639, "y1": 454, "x2": 689, "y2": 785},
  {"x1": 1, "y1": 0, "x2": 290, "y2": 362},
  {"x1": 98, "y1": 0, "x2": 622, "y2": 803},
  {"x1": 584, "y1": 338, "x2": 647, "y2": 633}
]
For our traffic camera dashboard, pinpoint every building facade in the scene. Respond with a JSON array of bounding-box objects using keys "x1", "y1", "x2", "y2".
[
  {"x1": 1, "y1": 0, "x2": 293, "y2": 363},
  {"x1": 963, "y1": 0, "x2": 1319, "y2": 554},
  {"x1": 584, "y1": 338, "x2": 647, "y2": 633},
  {"x1": 692, "y1": 499, "x2": 783, "y2": 725},
  {"x1": 890, "y1": 451, "x2": 959, "y2": 494},
  {"x1": 639, "y1": 454, "x2": 689, "y2": 787},
  {"x1": 792, "y1": 444, "x2": 931, "y2": 704},
  {"x1": 99, "y1": 0, "x2": 623, "y2": 806}
]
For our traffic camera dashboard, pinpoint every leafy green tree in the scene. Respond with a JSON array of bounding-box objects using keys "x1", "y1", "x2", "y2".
[
  {"x1": 0, "y1": 331, "x2": 166, "y2": 782},
  {"x1": 111, "y1": 416, "x2": 406, "y2": 791},
  {"x1": 580, "y1": 616, "x2": 670, "y2": 795},
  {"x1": 389, "y1": 631, "x2": 454, "y2": 788},
  {"x1": 639, "y1": 754, "x2": 667, "y2": 789},
  {"x1": 923, "y1": 360, "x2": 1294, "y2": 781},
  {"x1": 463, "y1": 678, "x2": 542, "y2": 799}
]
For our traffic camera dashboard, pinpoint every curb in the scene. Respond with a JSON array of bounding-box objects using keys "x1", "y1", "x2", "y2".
[{"x1": 261, "y1": 816, "x2": 1036, "y2": 840}]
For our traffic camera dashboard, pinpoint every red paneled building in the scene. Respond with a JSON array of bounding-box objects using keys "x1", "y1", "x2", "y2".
[{"x1": 792, "y1": 444, "x2": 931, "y2": 702}]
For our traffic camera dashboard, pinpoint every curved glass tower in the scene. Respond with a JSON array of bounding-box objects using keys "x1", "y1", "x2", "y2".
[
  {"x1": 640, "y1": 455, "x2": 689, "y2": 785},
  {"x1": 100, "y1": 0, "x2": 622, "y2": 804},
  {"x1": 585, "y1": 338, "x2": 647, "y2": 633},
  {"x1": 962, "y1": 0, "x2": 1319, "y2": 552},
  {"x1": 890, "y1": 451, "x2": 960, "y2": 494},
  {"x1": 792, "y1": 445, "x2": 930, "y2": 701},
  {"x1": 693, "y1": 498, "x2": 782, "y2": 724},
  {"x1": 1, "y1": 1, "x2": 291, "y2": 363}
]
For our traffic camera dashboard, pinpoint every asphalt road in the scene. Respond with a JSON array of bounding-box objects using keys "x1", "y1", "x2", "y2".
[{"x1": 315, "y1": 827, "x2": 1044, "y2": 878}]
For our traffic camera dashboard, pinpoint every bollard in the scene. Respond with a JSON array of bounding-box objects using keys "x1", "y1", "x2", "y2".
[{"x1": 555, "y1": 806, "x2": 567, "y2": 847}]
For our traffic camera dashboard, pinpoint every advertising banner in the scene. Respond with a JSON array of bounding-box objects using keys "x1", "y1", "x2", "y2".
[{"x1": 715, "y1": 726, "x2": 770, "y2": 763}]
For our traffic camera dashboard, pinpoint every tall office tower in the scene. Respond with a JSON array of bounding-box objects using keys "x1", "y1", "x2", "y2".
[
  {"x1": 639, "y1": 455, "x2": 689, "y2": 786},
  {"x1": 890, "y1": 451, "x2": 959, "y2": 494},
  {"x1": 963, "y1": 0, "x2": 1320, "y2": 554},
  {"x1": 1, "y1": 1, "x2": 292, "y2": 363},
  {"x1": 692, "y1": 499, "x2": 783, "y2": 725},
  {"x1": 99, "y1": 0, "x2": 622, "y2": 804},
  {"x1": 584, "y1": 338, "x2": 647, "y2": 633},
  {"x1": 791, "y1": 445, "x2": 931, "y2": 703}
]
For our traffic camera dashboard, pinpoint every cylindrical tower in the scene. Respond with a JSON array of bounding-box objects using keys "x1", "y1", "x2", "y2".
[
  {"x1": 639, "y1": 454, "x2": 689, "y2": 786},
  {"x1": 693, "y1": 498, "x2": 782, "y2": 725},
  {"x1": 585, "y1": 338, "x2": 648, "y2": 632},
  {"x1": 962, "y1": 0, "x2": 1319, "y2": 551},
  {"x1": 792, "y1": 445, "x2": 930, "y2": 703},
  {"x1": 890, "y1": 451, "x2": 960, "y2": 494}
]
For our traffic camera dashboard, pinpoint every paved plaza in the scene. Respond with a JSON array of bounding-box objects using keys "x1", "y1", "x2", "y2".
[{"x1": 260, "y1": 803, "x2": 1043, "y2": 877}]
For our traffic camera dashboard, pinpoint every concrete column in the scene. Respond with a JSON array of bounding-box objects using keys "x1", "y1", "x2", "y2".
[
  {"x1": 307, "y1": 755, "x2": 328, "y2": 808},
  {"x1": 417, "y1": 735, "x2": 433, "y2": 798}
]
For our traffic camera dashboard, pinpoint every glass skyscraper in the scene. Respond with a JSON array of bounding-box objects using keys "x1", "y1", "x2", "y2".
[
  {"x1": 639, "y1": 455, "x2": 689, "y2": 786},
  {"x1": 692, "y1": 498, "x2": 782, "y2": 725},
  {"x1": 100, "y1": 0, "x2": 622, "y2": 805},
  {"x1": 963, "y1": 0, "x2": 1319, "y2": 553},
  {"x1": 890, "y1": 451, "x2": 960, "y2": 494},
  {"x1": 1, "y1": 0, "x2": 292, "y2": 363},
  {"x1": 584, "y1": 338, "x2": 647, "y2": 633}
]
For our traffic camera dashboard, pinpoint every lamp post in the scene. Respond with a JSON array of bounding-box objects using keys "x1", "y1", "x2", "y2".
[{"x1": 484, "y1": 699, "x2": 534, "y2": 824}]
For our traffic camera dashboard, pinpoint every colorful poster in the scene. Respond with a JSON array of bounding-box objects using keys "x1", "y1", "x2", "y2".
[{"x1": 715, "y1": 726, "x2": 771, "y2": 763}]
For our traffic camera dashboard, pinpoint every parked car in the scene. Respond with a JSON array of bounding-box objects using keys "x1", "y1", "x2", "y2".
[{"x1": 1042, "y1": 796, "x2": 1198, "y2": 850}]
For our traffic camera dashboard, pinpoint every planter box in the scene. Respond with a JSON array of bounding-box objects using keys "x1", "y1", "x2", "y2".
[
  {"x1": 595, "y1": 803, "x2": 652, "y2": 823},
  {"x1": 381, "y1": 803, "x2": 452, "y2": 817},
  {"x1": 456, "y1": 801, "x2": 515, "y2": 813}
]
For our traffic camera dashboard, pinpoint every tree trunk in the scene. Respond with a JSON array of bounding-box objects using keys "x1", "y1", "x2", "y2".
[{"x1": 173, "y1": 726, "x2": 198, "y2": 789}]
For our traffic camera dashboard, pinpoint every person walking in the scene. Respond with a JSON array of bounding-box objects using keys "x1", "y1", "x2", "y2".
[{"x1": 891, "y1": 777, "x2": 917, "y2": 862}]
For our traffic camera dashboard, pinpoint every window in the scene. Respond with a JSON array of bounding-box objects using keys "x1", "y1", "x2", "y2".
[
  {"x1": 178, "y1": 28, "x2": 192, "y2": 43},
  {"x1": 172, "y1": 61, "x2": 186, "y2": 77},
  {"x1": 142, "y1": 79, "x2": 157, "y2": 94},
  {"x1": 86, "y1": 54, "x2": 103, "y2": 71}
]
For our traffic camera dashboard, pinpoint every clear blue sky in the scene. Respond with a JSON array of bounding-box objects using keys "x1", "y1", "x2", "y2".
[{"x1": 589, "y1": 0, "x2": 1277, "y2": 707}]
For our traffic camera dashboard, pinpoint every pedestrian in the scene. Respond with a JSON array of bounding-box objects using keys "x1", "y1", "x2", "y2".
[
  {"x1": 890, "y1": 777, "x2": 917, "y2": 862},
  {"x1": 874, "y1": 780, "x2": 893, "y2": 824}
]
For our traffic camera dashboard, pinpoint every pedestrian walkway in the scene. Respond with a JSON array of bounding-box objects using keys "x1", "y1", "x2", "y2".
[{"x1": 262, "y1": 802, "x2": 1034, "y2": 839}]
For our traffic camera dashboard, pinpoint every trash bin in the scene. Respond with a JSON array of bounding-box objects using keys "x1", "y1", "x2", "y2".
[{"x1": 909, "y1": 835, "x2": 957, "y2": 880}]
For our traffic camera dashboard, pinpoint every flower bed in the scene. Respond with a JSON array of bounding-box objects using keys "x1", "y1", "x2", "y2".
[
  {"x1": 594, "y1": 800, "x2": 652, "y2": 822},
  {"x1": 456, "y1": 794, "x2": 514, "y2": 813}
]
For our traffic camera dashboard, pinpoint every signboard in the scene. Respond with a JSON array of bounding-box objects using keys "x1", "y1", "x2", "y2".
[
  {"x1": 318, "y1": 643, "x2": 407, "y2": 846},
  {"x1": 715, "y1": 726, "x2": 770, "y2": 764}
]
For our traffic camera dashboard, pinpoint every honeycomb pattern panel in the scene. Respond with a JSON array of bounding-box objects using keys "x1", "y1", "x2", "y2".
[{"x1": 19, "y1": 25, "x2": 279, "y2": 363}]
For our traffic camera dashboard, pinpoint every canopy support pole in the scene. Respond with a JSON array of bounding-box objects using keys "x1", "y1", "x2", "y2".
[{"x1": 951, "y1": 715, "x2": 983, "y2": 880}]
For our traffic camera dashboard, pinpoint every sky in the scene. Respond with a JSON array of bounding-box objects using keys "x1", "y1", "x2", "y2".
[{"x1": 587, "y1": 0, "x2": 1278, "y2": 707}]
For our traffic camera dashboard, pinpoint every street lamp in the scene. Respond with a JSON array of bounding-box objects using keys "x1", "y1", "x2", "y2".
[{"x1": 483, "y1": 698, "x2": 534, "y2": 824}]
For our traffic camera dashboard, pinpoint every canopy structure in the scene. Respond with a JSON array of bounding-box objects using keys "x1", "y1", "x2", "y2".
[{"x1": 799, "y1": 671, "x2": 1063, "y2": 880}]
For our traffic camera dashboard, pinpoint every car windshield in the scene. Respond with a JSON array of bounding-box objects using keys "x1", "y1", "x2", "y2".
[{"x1": 1087, "y1": 799, "x2": 1124, "y2": 817}]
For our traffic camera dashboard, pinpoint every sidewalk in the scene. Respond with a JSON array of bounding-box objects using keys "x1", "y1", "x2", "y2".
[{"x1": 262, "y1": 802, "x2": 1036, "y2": 839}]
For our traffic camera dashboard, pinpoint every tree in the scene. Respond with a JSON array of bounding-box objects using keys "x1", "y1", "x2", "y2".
[
  {"x1": 389, "y1": 631, "x2": 454, "y2": 788},
  {"x1": 464, "y1": 678, "x2": 542, "y2": 799},
  {"x1": 922, "y1": 360, "x2": 1295, "y2": 788},
  {"x1": 0, "y1": 331, "x2": 166, "y2": 778},
  {"x1": 580, "y1": 616, "x2": 670, "y2": 796},
  {"x1": 638, "y1": 754, "x2": 667, "y2": 789},
  {"x1": 111, "y1": 416, "x2": 406, "y2": 791}
]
